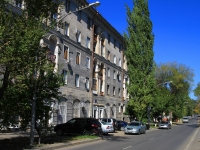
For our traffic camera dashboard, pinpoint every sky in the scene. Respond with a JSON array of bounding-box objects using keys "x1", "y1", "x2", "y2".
[{"x1": 90, "y1": 0, "x2": 200, "y2": 100}]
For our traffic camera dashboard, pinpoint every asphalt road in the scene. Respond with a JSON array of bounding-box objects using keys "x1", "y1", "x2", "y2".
[{"x1": 57, "y1": 118, "x2": 199, "y2": 150}]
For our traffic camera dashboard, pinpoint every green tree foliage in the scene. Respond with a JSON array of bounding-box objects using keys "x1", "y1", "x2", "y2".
[
  {"x1": 154, "y1": 62, "x2": 194, "y2": 119},
  {"x1": 194, "y1": 82, "x2": 200, "y2": 100},
  {"x1": 124, "y1": 0, "x2": 155, "y2": 121},
  {"x1": 0, "y1": 0, "x2": 62, "y2": 130}
]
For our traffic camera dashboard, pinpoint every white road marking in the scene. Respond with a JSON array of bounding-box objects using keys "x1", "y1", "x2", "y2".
[
  {"x1": 184, "y1": 127, "x2": 199, "y2": 150},
  {"x1": 123, "y1": 146, "x2": 132, "y2": 149}
]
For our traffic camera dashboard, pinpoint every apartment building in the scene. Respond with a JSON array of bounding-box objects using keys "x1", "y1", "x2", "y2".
[{"x1": 7, "y1": 0, "x2": 129, "y2": 125}]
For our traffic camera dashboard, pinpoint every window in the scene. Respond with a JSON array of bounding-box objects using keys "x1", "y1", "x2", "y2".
[
  {"x1": 76, "y1": 30, "x2": 81, "y2": 43},
  {"x1": 63, "y1": 70, "x2": 67, "y2": 85},
  {"x1": 107, "y1": 68, "x2": 110, "y2": 77},
  {"x1": 65, "y1": 0, "x2": 70, "y2": 13},
  {"x1": 77, "y1": 11, "x2": 82, "y2": 22},
  {"x1": 119, "y1": 58, "x2": 121, "y2": 67},
  {"x1": 75, "y1": 74, "x2": 79, "y2": 87},
  {"x1": 114, "y1": 55, "x2": 116, "y2": 64},
  {"x1": 76, "y1": 52, "x2": 80, "y2": 65},
  {"x1": 65, "y1": 22, "x2": 69, "y2": 36},
  {"x1": 86, "y1": 57, "x2": 90, "y2": 69},
  {"x1": 93, "y1": 79, "x2": 97, "y2": 91},
  {"x1": 114, "y1": 39, "x2": 116, "y2": 48},
  {"x1": 101, "y1": 39, "x2": 105, "y2": 56},
  {"x1": 118, "y1": 88, "x2": 121, "y2": 97},
  {"x1": 107, "y1": 85, "x2": 110, "y2": 95},
  {"x1": 118, "y1": 73, "x2": 121, "y2": 81},
  {"x1": 86, "y1": 37, "x2": 90, "y2": 49},
  {"x1": 113, "y1": 70, "x2": 116, "y2": 79},
  {"x1": 113, "y1": 87, "x2": 115, "y2": 96},
  {"x1": 107, "y1": 51, "x2": 110, "y2": 61},
  {"x1": 87, "y1": 18, "x2": 91, "y2": 29},
  {"x1": 108, "y1": 34, "x2": 110, "y2": 44},
  {"x1": 63, "y1": 45, "x2": 69, "y2": 60},
  {"x1": 85, "y1": 77, "x2": 89, "y2": 90}
]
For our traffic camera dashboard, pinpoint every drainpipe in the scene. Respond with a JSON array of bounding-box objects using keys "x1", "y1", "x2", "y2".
[{"x1": 90, "y1": 12, "x2": 99, "y2": 118}]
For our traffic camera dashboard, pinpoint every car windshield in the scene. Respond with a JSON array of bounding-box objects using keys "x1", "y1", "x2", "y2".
[
  {"x1": 101, "y1": 121, "x2": 109, "y2": 125},
  {"x1": 183, "y1": 117, "x2": 188, "y2": 119},
  {"x1": 129, "y1": 122, "x2": 140, "y2": 126}
]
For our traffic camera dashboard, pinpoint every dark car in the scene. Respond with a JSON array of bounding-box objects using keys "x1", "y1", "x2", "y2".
[
  {"x1": 115, "y1": 120, "x2": 128, "y2": 131},
  {"x1": 54, "y1": 118, "x2": 102, "y2": 136}
]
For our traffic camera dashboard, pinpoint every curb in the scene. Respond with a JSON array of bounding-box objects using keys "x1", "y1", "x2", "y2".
[{"x1": 26, "y1": 137, "x2": 102, "y2": 150}]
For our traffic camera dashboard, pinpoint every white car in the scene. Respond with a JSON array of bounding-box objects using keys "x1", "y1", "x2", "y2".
[
  {"x1": 182, "y1": 117, "x2": 189, "y2": 123},
  {"x1": 100, "y1": 121, "x2": 114, "y2": 135}
]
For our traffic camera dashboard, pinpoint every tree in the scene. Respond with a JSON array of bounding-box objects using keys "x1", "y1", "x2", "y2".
[
  {"x1": 194, "y1": 82, "x2": 200, "y2": 100},
  {"x1": 0, "y1": 0, "x2": 63, "y2": 145},
  {"x1": 154, "y1": 62, "x2": 194, "y2": 120},
  {"x1": 124, "y1": 0, "x2": 155, "y2": 121}
]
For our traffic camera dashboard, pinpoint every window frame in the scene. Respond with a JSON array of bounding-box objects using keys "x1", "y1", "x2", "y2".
[
  {"x1": 86, "y1": 37, "x2": 90, "y2": 49},
  {"x1": 86, "y1": 56, "x2": 90, "y2": 69},
  {"x1": 63, "y1": 45, "x2": 69, "y2": 60},
  {"x1": 62, "y1": 70, "x2": 68, "y2": 85},
  {"x1": 76, "y1": 52, "x2": 81, "y2": 65},
  {"x1": 75, "y1": 74, "x2": 80, "y2": 87}
]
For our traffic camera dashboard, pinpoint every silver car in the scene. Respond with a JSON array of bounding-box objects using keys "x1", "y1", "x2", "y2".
[
  {"x1": 158, "y1": 121, "x2": 171, "y2": 129},
  {"x1": 182, "y1": 117, "x2": 189, "y2": 123},
  {"x1": 124, "y1": 121, "x2": 146, "y2": 135}
]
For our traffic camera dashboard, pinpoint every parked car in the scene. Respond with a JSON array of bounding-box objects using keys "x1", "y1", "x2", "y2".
[
  {"x1": 115, "y1": 120, "x2": 128, "y2": 131},
  {"x1": 99, "y1": 121, "x2": 114, "y2": 135},
  {"x1": 182, "y1": 116, "x2": 189, "y2": 123},
  {"x1": 54, "y1": 118, "x2": 102, "y2": 136},
  {"x1": 124, "y1": 121, "x2": 146, "y2": 135},
  {"x1": 98, "y1": 118, "x2": 117, "y2": 131},
  {"x1": 158, "y1": 121, "x2": 171, "y2": 129}
]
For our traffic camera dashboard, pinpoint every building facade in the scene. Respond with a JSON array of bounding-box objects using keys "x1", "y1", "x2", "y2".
[{"x1": 8, "y1": 0, "x2": 129, "y2": 125}]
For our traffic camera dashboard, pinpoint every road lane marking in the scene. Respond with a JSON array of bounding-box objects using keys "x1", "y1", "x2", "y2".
[
  {"x1": 184, "y1": 126, "x2": 199, "y2": 150},
  {"x1": 123, "y1": 146, "x2": 132, "y2": 149}
]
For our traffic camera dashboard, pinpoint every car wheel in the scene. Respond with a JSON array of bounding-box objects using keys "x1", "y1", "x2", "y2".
[
  {"x1": 56, "y1": 129, "x2": 63, "y2": 136},
  {"x1": 138, "y1": 130, "x2": 140, "y2": 135},
  {"x1": 120, "y1": 127, "x2": 125, "y2": 131},
  {"x1": 82, "y1": 130, "x2": 91, "y2": 135},
  {"x1": 143, "y1": 129, "x2": 146, "y2": 134}
]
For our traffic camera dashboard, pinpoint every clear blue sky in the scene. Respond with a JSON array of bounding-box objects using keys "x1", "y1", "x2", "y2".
[{"x1": 91, "y1": 0, "x2": 200, "y2": 100}]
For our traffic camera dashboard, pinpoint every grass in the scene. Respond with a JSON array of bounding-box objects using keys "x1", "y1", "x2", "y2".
[{"x1": 0, "y1": 133, "x2": 100, "y2": 150}]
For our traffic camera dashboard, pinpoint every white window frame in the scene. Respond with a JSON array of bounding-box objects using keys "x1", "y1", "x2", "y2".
[
  {"x1": 75, "y1": 74, "x2": 79, "y2": 87},
  {"x1": 86, "y1": 56, "x2": 90, "y2": 69},
  {"x1": 107, "y1": 68, "x2": 110, "y2": 77},
  {"x1": 119, "y1": 58, "x2": 121, "y2": 67},
  {"x1": 114, "y1": 55, "x2": 116, "y2": 64},
  {"x1": 113, "y1": 87, "x2": 115, "y2": 96},
  {"x1": 118, "y1": 88, "x2": 121, "y2": 97},
  {"x1": 113, "y1": 70, "x2": 116, "y2": 79},
  {"x1": 86, "y1": 37, "x2": 90, "y2": 49},
  {"x1": 85, "y1": 77, "x2": 89, "y2": 90},
  {"x1": 107, "y1": 85, "x2": 110, "y2": 95},
  {"x1": 65, "y1": 22, "x2": 69, "y2": 36}
]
